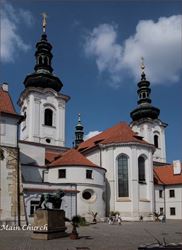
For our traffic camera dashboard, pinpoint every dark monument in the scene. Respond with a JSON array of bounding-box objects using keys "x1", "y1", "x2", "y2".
[{"x1": 32, "y1": 189, "x2": 68, "y2": 240}]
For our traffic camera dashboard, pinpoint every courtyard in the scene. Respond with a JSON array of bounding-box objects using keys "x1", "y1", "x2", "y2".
[{"x1": 0, "y1": 220, "x2": 182, "y2": 250}]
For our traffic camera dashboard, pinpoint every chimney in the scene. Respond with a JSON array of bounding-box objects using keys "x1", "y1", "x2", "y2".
[
  {"x1": 2, "y1": 82, "x2": 8, "y2": 92},
  {"x1": 173, "y1": 160, "x2": 181, "y2": 175}
]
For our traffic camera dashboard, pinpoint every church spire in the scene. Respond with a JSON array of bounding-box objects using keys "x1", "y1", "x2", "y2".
[
  {"x1": 137, "y1": 57, "x2": 152, "y2": 106},
  {"x1": 23, "y1": 13, "x2": 63, "y2": 92},
  {"x1": 130, "y1": 58, "x2": 160, "y2": 121},
  {"x1": 75, "y1": 113, "x2": 84, "y2": 148}
]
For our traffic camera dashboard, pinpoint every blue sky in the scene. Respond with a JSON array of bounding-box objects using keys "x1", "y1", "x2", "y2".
[{"x1": 1, "y1": 0, "x2": 181, "y2": 162}]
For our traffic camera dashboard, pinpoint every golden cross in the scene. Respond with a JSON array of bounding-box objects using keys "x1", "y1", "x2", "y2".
[{"x1": 41, "y1": 12, "x2": 47, "y2": 33}]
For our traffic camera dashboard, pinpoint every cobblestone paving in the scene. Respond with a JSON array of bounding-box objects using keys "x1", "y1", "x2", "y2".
[{"x1": 0, "y1": 220, "x2": 182, "y2": 250}]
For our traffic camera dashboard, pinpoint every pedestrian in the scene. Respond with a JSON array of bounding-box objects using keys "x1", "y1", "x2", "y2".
[
  {"x1": 161, "y1": 215, "x2": 166, "y2": 223},
  {"x1": 118, "y1": 215, "x2": 122, "y2": 225}
]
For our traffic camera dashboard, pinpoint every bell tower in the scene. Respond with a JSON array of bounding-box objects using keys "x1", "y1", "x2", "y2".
[
  {"x1": 18, "y1": 14, "x2": 70, "y2": 146},
  {"x1": 130, "y1": 59, "x2": 167, "y2": 163},
  {"x1": 74, "y1": 113, "x2": 84, "y2": 148}
]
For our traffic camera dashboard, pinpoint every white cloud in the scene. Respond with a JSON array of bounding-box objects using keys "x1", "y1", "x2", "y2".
[
  {"x1": 1, "y1": 2, "x2": 33, "y2": 63},
  {"x1": 19, "y1": 8, "x2": 34, "y2": 27},
  {"x1": 84, "y1": 131, "x2": 102, "y2": 140},
  {"x1": 84, "y1": 24, "x2": 123, "y2": 88},
  {"x1": 83, "y1": 15, "x2": 182, "y2": 86}
]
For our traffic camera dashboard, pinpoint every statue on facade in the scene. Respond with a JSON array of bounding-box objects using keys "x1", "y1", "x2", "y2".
[{"x1": 38, "y1": 189, "x2": 65, "y2": 209}]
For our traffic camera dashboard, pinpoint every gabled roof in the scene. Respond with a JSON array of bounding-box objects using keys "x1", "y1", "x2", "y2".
[
  {"x1": 0, "y1": 86, "x2": 17, "y2": 115},
  {"x1": 45, "y1": 150, "x2": 63, "y2": 164},
  {"x1": 49, "y1": 148, "x2": 100, "y2": 168},
  {"x1": 78, "y1": 122, "x2": 152, "y2": 152},
  {"x1": 154, "y1": 164, "x2": 182, "y2": 185}
]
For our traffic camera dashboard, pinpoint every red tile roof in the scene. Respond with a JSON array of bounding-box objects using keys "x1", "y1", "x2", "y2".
[
  {"x1": 0, "y1": 86, "x2": 17, "y2": 115},
  {"x1": 78, "y1": 122, "x2": 151, "y2": 152},
  {"x1": 49, "y1": 148, "x2": 99, "y2": 168},
  {"x1": 45, "y1": 150, "x2": 63, "y2": 163},
  {"x1": 154, "y1": 164, "x2": 182, "y2": 185}
]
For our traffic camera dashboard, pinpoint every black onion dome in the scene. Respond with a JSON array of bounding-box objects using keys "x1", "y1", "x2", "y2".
[
  {"x1": 130, "y1": 71, "x2": 160, "y2": 121},
  {"x1": 130, "y1": 105, "x2": 160, "y2": 121},
  {"x1": 23, "y1": 33, "x2": 63, "y2": 92},
  {"x1": 23, "y1": 72, "x2": 63, "y2": 92}
]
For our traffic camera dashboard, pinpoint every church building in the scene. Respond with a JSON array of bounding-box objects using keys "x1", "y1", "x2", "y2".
[{"x1": 0, "y1": 18, "x2": 181, "y2": 225}]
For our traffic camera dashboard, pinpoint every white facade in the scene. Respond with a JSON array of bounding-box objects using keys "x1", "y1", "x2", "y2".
[
  {"x1": 84, "y1": 143, "x2": 154, "y2": 220},
  {"x1": 21, "y1": 163, "x2": 106, "y2": 222},
  {"x1": 155, "y1": 185, "x2": 182, "y2": 220},
  {"x1": 18, "y1": 87, "x2": 69, "y2": 147},
  {"x1": 19, "y1": 139, "x2": 106, "y2": 222},
  {"x1": 48, "y1": 165, "x2": 106, "y2": 220},
  {"x1": 131, "y1": 118, "x2": 167, "y2": 163},
  {"x1": 0, "y1": 115, "x2": 18, "y2": 148}
]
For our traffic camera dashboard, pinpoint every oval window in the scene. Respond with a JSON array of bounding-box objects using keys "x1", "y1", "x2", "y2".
[{"x1": 82, "y1": 191, "x2": 92, "y2": 200}]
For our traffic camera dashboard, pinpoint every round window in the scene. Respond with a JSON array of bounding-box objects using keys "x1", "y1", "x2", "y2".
[
  {"x1": 82, "y1": 191, "x2": 92, "y2": 200},
  {"x1": 46, "y1": 138, "x2": 51, "y2": 143}
]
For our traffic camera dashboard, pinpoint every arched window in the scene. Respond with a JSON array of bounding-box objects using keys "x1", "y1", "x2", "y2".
[
  {"x1": 39, "y1": 56, "x2": 42, "y2": 65},
  {"x1": 138, "y1": 156, "x2": 145, "y2": 183},
  {"x1": 118, "y1": 154, "x2": 129, "y2": 197},
  {"x1": 44, "y1": 57, "x2": 48, "y2": 65},
  {"x1": 154, "y1": 135, "x2": 159, "y2": 148},
  {"x1": 44, "y1": 109, "x2": 53, "y2": 126}
]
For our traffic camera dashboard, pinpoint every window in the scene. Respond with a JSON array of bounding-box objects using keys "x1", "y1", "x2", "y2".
[
  {"x1": 44, "y1": 109, "x2": 53, "y2": 126},
  {"x1": 154, "y1": 135, "x2": 159, "y2": 148},
  {"x1": 86, "y1": 170, "x2": 92, "y2": 179},
  {"x1": 170, "y1": 207, "x2": 176, "y2": 216},
  {"x1": 46, "y1": 138, "x2": 51, "y2": 143},
  {"x1": 30, "y1": 200, "x2": 39, "y2": 216},
  {"x1": 82, "y1": 189, "x2": 95, "y2": 201},
  {"x1": 118, "y1": 154, "x2": 129, "y2": 197},
  {"x1": 44, "y1": 56, "x2": 48, "y2": 65},
  {"x1": 160, "y1": 207, "x2": 164, "y2": 215},
  {"x1": 138, "y1": 156, "x2": 145, "y2": 183},
  {"x1": 39, "y1": 56, "x2": 42, "y2": 65},
  {"x1": 159, "y1": 190, "x2": 163, "y2": 198},
  {"x1": 169, "y1": 189, "x2": 175, "y2": 198},
  {"x1": 82, "y1": 191, "x2": 92, "y2": 200},
  {"x1": 58, "y1": 169, "x2": 66, "y2": 178}
]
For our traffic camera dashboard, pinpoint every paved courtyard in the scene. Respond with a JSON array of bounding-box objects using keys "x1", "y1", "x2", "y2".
[{"x1": 0, "y1": 220, "x2": 182, "y2": 250}]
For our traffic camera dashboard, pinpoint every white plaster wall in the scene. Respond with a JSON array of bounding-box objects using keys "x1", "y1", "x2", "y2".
[
  {"x1": 131, "y1": 119, "x2": 167, "y2": 163},
  {"x1": 77, "y1": 184, "x2": 105, "y2": 221},
  {"x1": 84, "y1": 149, "x2": 101, "y2": 166},
  {"x1": 22, "y1": 166, "x2": 45, "y2": 183},
  {"x1": 48, "y1": 166, "x2": 105, "y2": 186},
  {"x1": 48, "y1": 165, "x2": 106, "y2": 221},
  {"x1": 99, "y1": 144, "x2": 154, "y2": 220},
  {"x1": 155, "y1": 185, "x2": 182, "y2": 219},
  {"x1": 0, "y1": 116, "x2": 18, "y2": 147},
  {"x1": 19, "y1": 88, "x2": 66, "y2": 147},
  {"x1": 19, "y1": 142, "x2": 45, "y2": 165}
]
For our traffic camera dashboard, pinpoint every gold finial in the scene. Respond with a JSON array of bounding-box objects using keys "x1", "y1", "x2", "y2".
[
  {"x1": 41, "y1": 12, "x2": 47, "y2": 33},
  {"x1": 141, "y1": 57, "x2": 145, "y2": 73}
]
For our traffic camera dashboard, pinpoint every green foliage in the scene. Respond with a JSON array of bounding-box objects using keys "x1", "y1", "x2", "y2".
[
  {"x1": 71, "y1": 215, "x2": 88, "y2": 227},
  {"x1": 110, "y1": 211, "x2": 120, "y2": 216}
]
